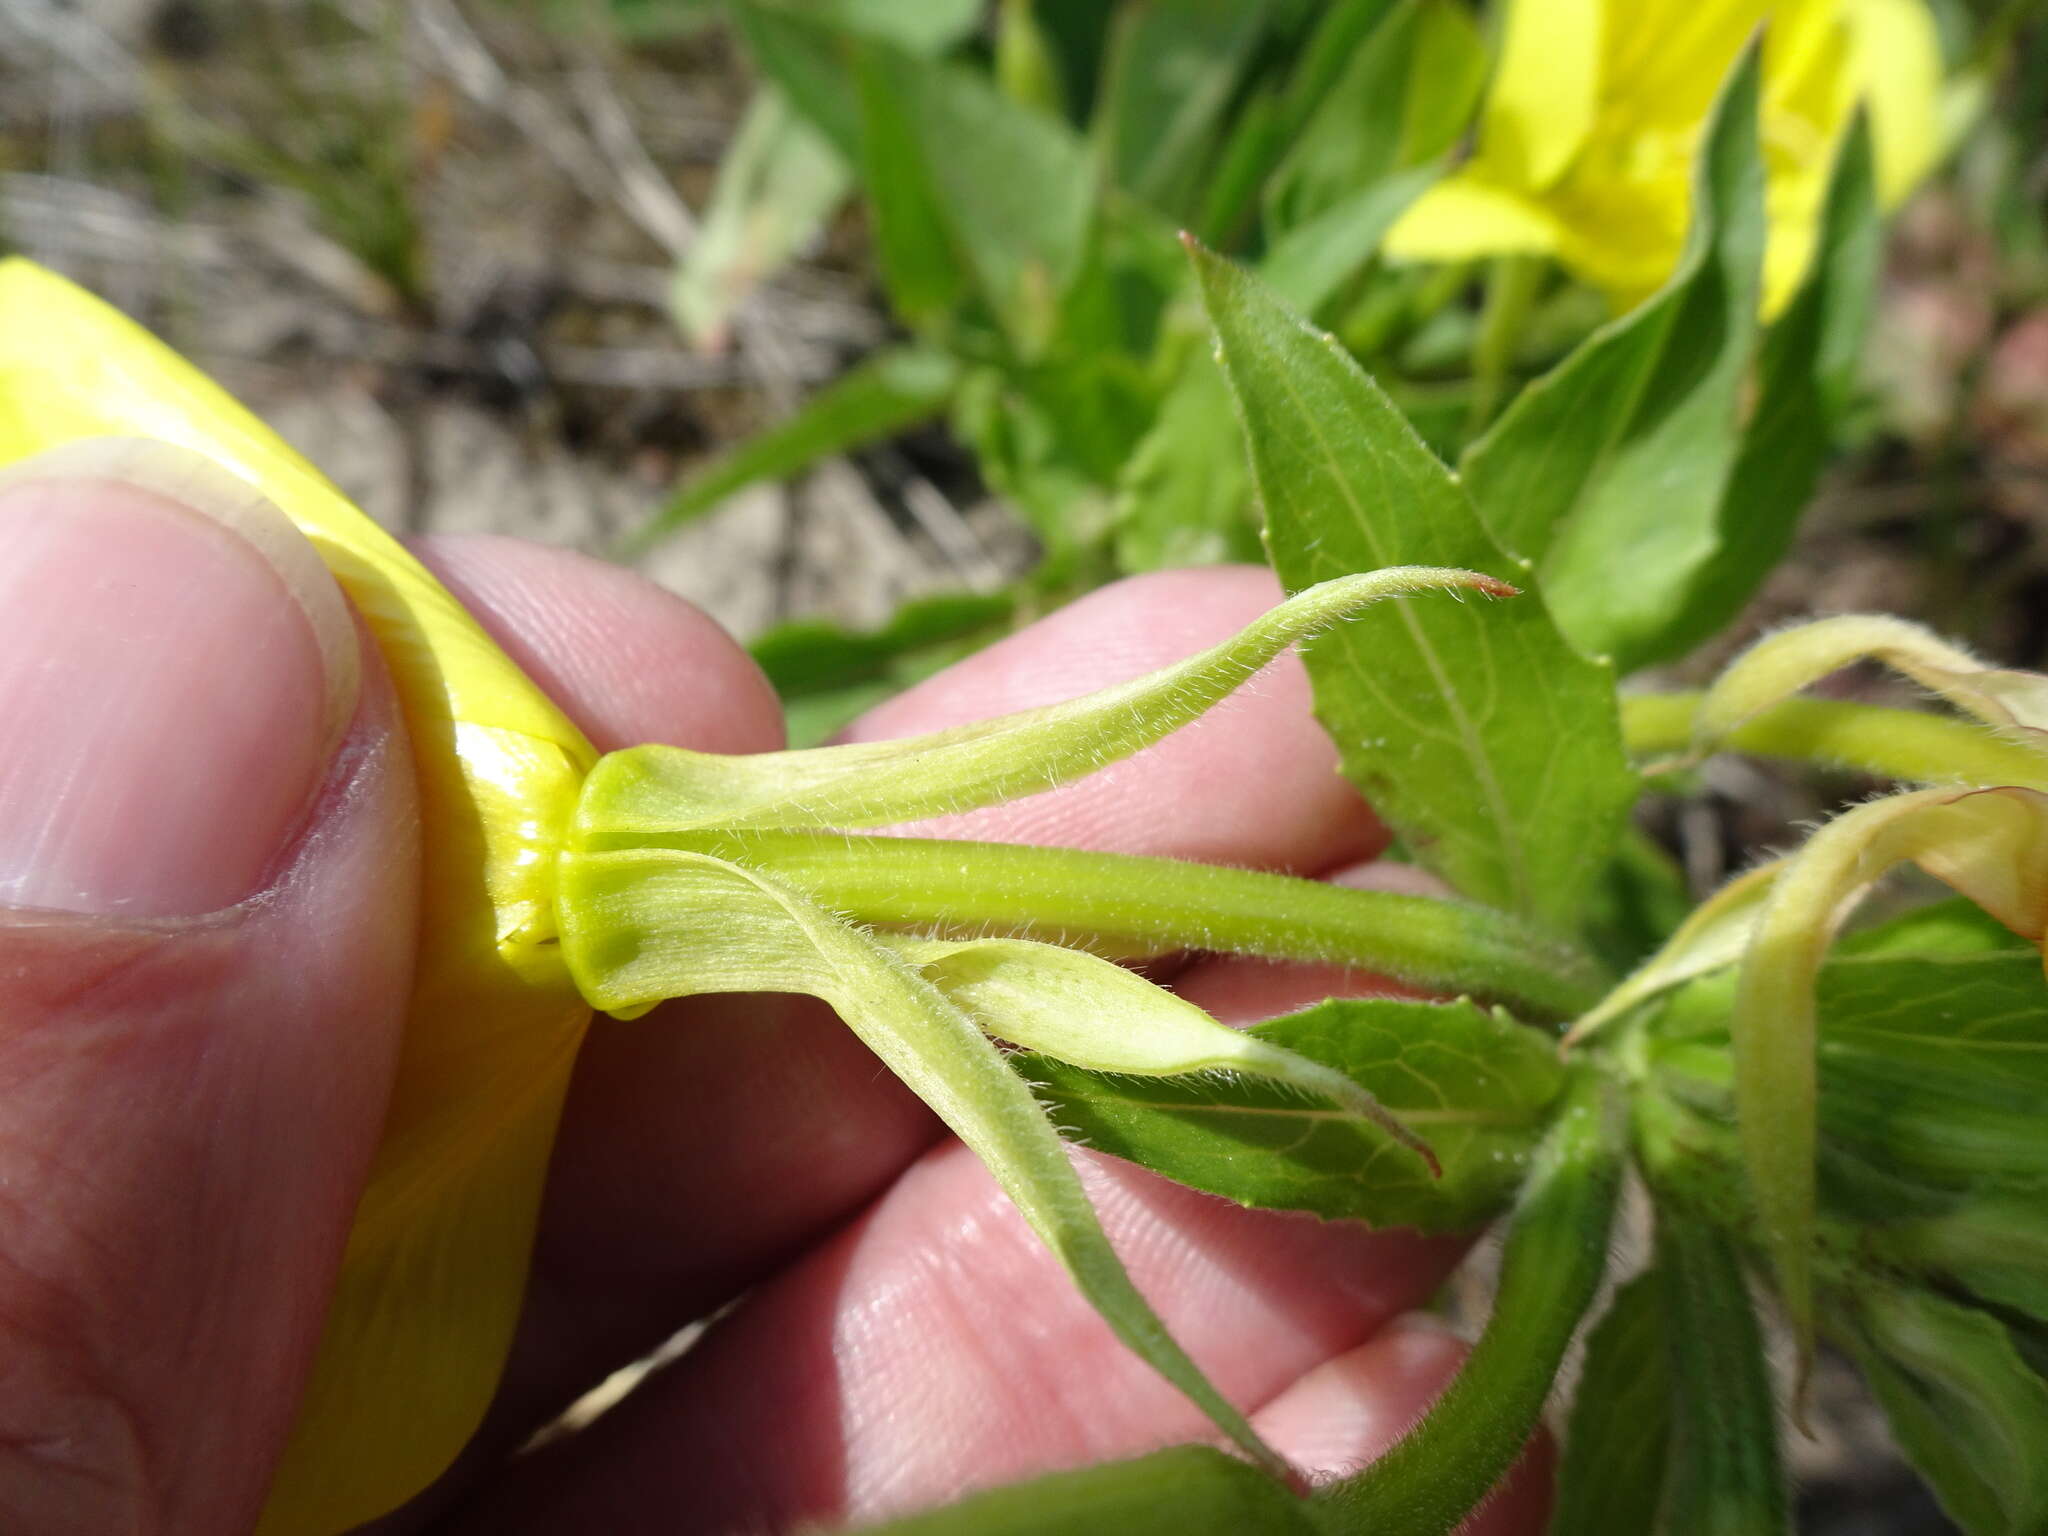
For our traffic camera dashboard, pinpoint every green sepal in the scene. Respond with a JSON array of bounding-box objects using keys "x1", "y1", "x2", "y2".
[{"x1": 576, "y1": 567, "x2": 1512, "y2": 841}]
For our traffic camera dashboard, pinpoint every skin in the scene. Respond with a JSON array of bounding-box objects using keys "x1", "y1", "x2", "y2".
[{"x1": 0, "y1": 491, "x2": 1549, "y2": 1535}]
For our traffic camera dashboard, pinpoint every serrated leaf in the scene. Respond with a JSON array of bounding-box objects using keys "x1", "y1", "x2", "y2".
[
  {"x1": 1550, "y1": 1275, "x2": 1672, "y2": 1536},
  {"x1": 1027, "y1": 997, "x2": 1565, "y2": 1233},
  {"x1": 1841, "y1": 1286, "x2": 2048, "y2": 1536},
  {"x1": 1190, "y1": 240, "x2": 1636, "y2": 930},
  {"x1": 619, "y1": 346, "x2": 959, "y2": 555},
  {"x1": 1456, "y1": 48, "x2": 1767, "y2": 672},
  {"x1": 844, "y1": 1445, "x2": 1315, "y2": 1536}
]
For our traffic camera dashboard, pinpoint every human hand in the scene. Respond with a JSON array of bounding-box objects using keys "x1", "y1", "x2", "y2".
[{"x1": 0, "y1": 456, "x2": 1549, "y2": 1534}]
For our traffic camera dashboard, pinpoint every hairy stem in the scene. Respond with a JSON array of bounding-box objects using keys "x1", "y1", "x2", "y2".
[{"x1": 617, "y1": 828, "x2": 1609, "y2": 1023}]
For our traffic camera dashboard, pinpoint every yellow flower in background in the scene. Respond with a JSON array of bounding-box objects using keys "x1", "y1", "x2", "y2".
[{"x1": 1386, "y1": 0, "x2": 1944, "y2": 315}]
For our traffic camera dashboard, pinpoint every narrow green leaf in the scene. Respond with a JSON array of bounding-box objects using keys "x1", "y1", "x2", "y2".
[
  {"x1": 669, "y1": 87, "x2": 851, "y2": 350},
  {"x1": 847, "y1": 30, "x2": 1097, "y2": 351},
  {"x1": 1650, "y1": 116, "x2": 1883, "y2": 658},
  {"x1": 1028, "y1": 997, "x2": 1566, "y2": 1233},
  {"x1": 577, "y1": 568, "x2": 1514, "y2": 840},
  {"x1": 1841, "y1": 1286, "x2": 2048, "y2": 1536},
  {"x1": 1093, "y1": 0, "x2": 1271, "y2": 218},
  {"x1": 852, "y1": 41, "x2": 975, "y2": 325},
  {"x1": 1190, "y1": 239, "x2": 1637, "y2": 930},
  {"x1": 556, "y1": 848, "x2": 1288, "y2": 1480},
  {"x1": 1457, "y1": 47, "x2": 1767, "y2": 672},
  {"x1": 1550, "y1": 1276, "x2": 1672, "y2": 1536},
  {"x1": 619, "y1": 346, "x2": 958, "y2": 555},
  {"x1": 1658, "y1": 1214, "x2": 1789, "y2": 1536},
  {"x1": 1260, "y1": 163, "x2": 1438, "y2": 318},
  {"x1": 1313, "y1": 1070, "x2": 1624, "y2": 1533},
  {"x1": 844, "y1": 1446, "x2": 1315, "y2": 1536}
]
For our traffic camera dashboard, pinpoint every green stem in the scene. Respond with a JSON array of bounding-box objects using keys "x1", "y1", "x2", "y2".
[
  {"x1": 1468, "y1": 254, "x2": 1543, "y2": 437},
  {"x1": 1622, "y1": 691, "x2": 2048, "y2": 790},
  {"x1": 1309, "y1": 1068, "x2": 1625, "y2": 1535},
  {"x1": 1658, "y1": 1211, "x2": 1790, "y2": 1536},
  {"x1": 634, "y1": 829, "x2": 1609, "y2": 1023}
]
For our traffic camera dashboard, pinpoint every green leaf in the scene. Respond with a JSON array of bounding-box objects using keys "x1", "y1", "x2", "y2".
[
  {"x1": 848, "y1": 30, "x2": 1097, "y2": 351},
  {"x1": 1261, "y1": 0, "x2": 1482, "y2": 235},
  {"x1": 1314, "y1": 1069, "x2": 1624, "y2": 1532},
  {"x1": 1550, "y1": 1275, "x2": 1672, "y2": 1536},
  {"x1": 618, "y1": 346, "x2": 959, "y2": 555},
  {"x1": 844, "y1": 1446, "x2": 1315, "y2": 1536},
  {"x1": 1027, "y1": 997, "x2": 1566, "y2": 1233},
  {"x1": 1260, "y1": 164, "x2": 1438, "y2": 318},
  {"x1": 729, "y1": 0, "x2": 985, "y2": 159},
  {"x1": 1092, "y1": 0, "x2": 1271, "y2": 219},
  {"x1": 1649, "y1": 116, "x2": 1883, "y2": 659},
  {"x1": 1456, "y1": 47, "x2": 1767, "y2": 672},
  {"x1": 1881, "y1": 1195, "x2": 2048, "y2": 1327},
  {"x1": 1190, "y1": 240, "x2": 1637, "y2": 931},
  {"x1": 1111, "y1": 351, "x2": 1263, "y2": 571},
  {"x1": 1657, "y1": 1213, "x2": 1789, "y2": 1536},
  {"x1": 556, "y1": 848, "x2": 1288, "y2": 1480},
  {"x1": 669, "y1": 87, "x2": 851, "y2": 350},
  {"x1": 1840, "y1": 1286, "x2": 2048, "y2": 1536}
]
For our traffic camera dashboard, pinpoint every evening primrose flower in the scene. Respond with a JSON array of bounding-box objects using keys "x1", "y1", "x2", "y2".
[{"x1": 1385, "y1": 0, "x2": 1944, "y2": 315}]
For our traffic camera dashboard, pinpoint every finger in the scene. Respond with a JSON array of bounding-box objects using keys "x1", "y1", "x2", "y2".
[
  {"x1": 843, "y1": 565, "x2": 1384, "y2": 871},
  {"x1": 1254, "y1": 1322, "x2": 1554, "y2": 1534},
  {"x1": 0, "y1": 443, "x2": 417, "y2": 1535},
  {"x1": 440, "y1": 1144, "x2": 1467, "y2": 1536}
]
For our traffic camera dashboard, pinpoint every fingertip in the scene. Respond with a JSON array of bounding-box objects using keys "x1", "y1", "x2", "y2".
[{"x1": 413, "y1": 534, "x2": 785, "y2": 756}]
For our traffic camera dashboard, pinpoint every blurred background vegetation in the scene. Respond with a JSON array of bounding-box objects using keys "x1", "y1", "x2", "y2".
[{"x1": 0, "y1": 1, "x2": 2042, "y2": 1527}]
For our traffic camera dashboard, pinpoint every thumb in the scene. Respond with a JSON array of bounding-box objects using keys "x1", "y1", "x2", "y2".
[{"x1": 0, "y1": 441, "x2": 418, "y2": 1535}]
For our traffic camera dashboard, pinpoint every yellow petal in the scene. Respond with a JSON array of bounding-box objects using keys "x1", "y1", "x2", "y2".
[
  {"x1": 1383, "y1": 175, "x2": 1565, "y2": 263},
  {"x1": 0, "y1": 259, "x2": 598, "y2": 1534},
  {"x1": 1480, "y1": 0, "x2": 1602, "y2": 189},
  {"x1": 1843, "y1": 0, "x2": 1944, "y2": 203}
]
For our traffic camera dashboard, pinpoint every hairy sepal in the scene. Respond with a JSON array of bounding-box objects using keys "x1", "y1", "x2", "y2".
[{"x1": 576, "y1": 567, "x2": 1513, "y2": 840}]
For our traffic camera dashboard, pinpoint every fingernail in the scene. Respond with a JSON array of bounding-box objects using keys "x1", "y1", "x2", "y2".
[{"x1": 0, "y1": 438, "x2": 359, "y2": 916}]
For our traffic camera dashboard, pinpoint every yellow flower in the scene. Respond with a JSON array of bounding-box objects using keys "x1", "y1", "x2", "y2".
[
  {"x1": 1385, "y1": 0, "x2": 1943, "y2": 315},
  {"x1": 0, "y1": 256, "x2": 600, "y2": 1535}
]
